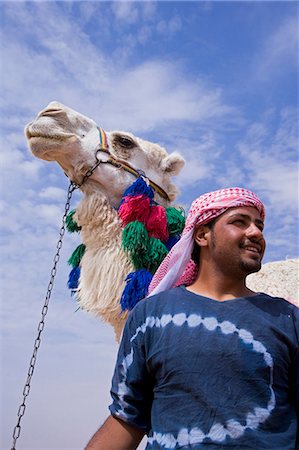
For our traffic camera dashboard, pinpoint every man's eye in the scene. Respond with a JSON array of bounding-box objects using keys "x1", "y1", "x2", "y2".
[{"x1": 233, "y1": 220, "x2": 245, "y2": 225}]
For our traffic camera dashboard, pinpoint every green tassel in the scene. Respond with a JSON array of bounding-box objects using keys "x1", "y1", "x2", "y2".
[
  {"x1": 122, "y1": 221, "x2": 149, "y2": 254},
  {"x1": 145, "y1": 238, "x2": 168, "y2": 274},
  {"x1": 66, "y1": 209, "x2": 81, "y2": 233},
  {"x1": 166, "y1": 207, "x2": 185, "y2": 235},
  {"x1": 68, "y1": 244, "x2": 86, "y2": 267},
  {"x1": 131, "y1": 251, "x2": 150, "y2": 271}
]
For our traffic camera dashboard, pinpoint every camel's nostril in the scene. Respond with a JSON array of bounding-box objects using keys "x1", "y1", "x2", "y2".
[
  {"x1": 38, "y1": 101, "x2": 65, "y2": 117},
  {"x1": 38, "y1": 107, "x2": 65, "y2": 118},
  {"x1": 40, "y1": 108, "x2": 63, "y2": 116}
]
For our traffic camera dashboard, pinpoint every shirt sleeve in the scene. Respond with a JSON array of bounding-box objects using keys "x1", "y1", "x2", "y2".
[{"x1": 109, "y1": 308, "x2": 153, "y2": 432}]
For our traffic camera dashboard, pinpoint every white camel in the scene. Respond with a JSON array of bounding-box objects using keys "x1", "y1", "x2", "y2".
[{"x1": 25, "y1": 102, "x2": 298, "y2": 340}]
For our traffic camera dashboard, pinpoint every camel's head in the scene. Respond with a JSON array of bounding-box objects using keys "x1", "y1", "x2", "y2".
[{"x1": 25, "y1": 101, "x2": 185, "y2": 207}]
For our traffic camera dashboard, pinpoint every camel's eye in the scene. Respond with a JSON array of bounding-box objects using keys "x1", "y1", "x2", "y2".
[{"x1": 116, "y1": 136, "x2": 135, "y2": 148}]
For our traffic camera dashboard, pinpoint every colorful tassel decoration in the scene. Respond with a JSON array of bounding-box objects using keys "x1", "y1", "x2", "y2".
[
  {"x1": 122, "y1": 221, "x2": 149, "y2": 254},
  {"x1": 145, "y1": 237, "x2": 168, "y2": 274},
  {"x1": 66, "y1": 209, "x2": 81, "y2": 232},
  {"x1": 68, "y1": 243, "x2": 86, "y2": 268},
  {"x1": 120, "y1": 269, "x2": 153, "y2": 311},
  {"x1": 145, "y1": 205, "x2": 169, "y2": 242},
  {"x1": 166, "y1": 207, "x2": 185, "y2": 235},
  {"x1": 122, "y1": 177, "x2": 154, "y2": 199},
  {"x1": 130, "y1": 250, "x2": 149, "y2": 271},
  {"x1": 118, "y1": 194, "x2": 151, "y2": 226},
  {"x1": 68, "y1": 266, "x2": 81, "y2": 289},
  {"x1": 165, "y1": 234, "x2": 181, "y2": 251},
  {"x1": 66, "y1": 175, "x2": 186, "y2": 313}
]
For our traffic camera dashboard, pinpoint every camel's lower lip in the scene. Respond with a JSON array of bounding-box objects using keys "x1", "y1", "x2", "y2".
[
  {"x1": 26, "y1": 124, "x2": 75, "y2": 140},
  {"x1": 28, "y1": 134, "x2": 75, "y2": 141}
]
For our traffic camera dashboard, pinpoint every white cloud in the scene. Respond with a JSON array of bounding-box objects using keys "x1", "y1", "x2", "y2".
[
  {"x1": 34, "y1": 203, "x2": 66, "y2": 225},
  {"x1": 77, "y1": 1, "x2": 100, "y2": 26},
  {"x1": 111, "y1": 1, "x2": 139, "y2": 24},
  {"x1": 255, "y1": 16, "x2": 298, "y2": 80},
  {"x1": 98, "y1": 62, "x2": 236, "y2": 132},
  {"x1": 1, "y1": 2, "x2": 235, "y2": 133},
  {"x1": 173, "y1": 132, "x2": 223, "y2": 187},
  {"x1": 39, "y1": 186, "x2": 68, "y2": 201},
  {"x1": 156, "y1": 15, "x2": 182, "y2": 35},
  {"x1": 228, "y1": 107, "x2": 299, "y2": 261},
  {"x1": 137, "y1": 25, "x2": 152, "y2": 45},
  {"x1": 140, "y1": 1, "x2": 157, "y2": 20},
  {"x1": 271, "y1": 108, "x2": 298, "y2": 159},
  {"x1": 236, "y1": 107, "x2": 298, "y2": 212},
  {"x1": 249, "y1": 154, "x2": 297, "y2": 210}
]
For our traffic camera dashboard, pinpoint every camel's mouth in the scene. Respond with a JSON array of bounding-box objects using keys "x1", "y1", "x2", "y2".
[
  {"x1": 25, "y1": 124, "x2": 74, "y2": 140},
  {"x1": 28, "y1": 134, "x2": 75, "y2": 142},
  {"x1": 26, "y1": 125, "x2": 75, "y2": 142}
]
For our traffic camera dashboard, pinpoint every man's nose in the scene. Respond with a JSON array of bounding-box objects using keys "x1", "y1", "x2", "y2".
[{"x1": 246, "y1": 223, "x2": 264, "y2": 240}]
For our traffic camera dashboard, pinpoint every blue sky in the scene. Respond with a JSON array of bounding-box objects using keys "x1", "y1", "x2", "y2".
[{"x1": 1, "y1": 1, "x2": 298, "y2": 449}]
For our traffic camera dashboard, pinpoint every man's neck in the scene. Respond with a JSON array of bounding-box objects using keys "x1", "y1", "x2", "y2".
[{"x1": 187, "y1": 264, "x2": 255, "y2": 301}]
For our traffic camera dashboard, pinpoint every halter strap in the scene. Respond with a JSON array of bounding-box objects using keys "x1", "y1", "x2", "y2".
[
  {"x1": 97, "y1": 127, "x2": 170, "y2": 202},
  {"x1": 98, "y1": 127, "x2": 109, "y2": 150}
]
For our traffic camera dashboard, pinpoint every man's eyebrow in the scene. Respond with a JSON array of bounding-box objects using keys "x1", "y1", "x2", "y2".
[{"x1": 229, "y1": 213, "x2": 264, "y2": 226}]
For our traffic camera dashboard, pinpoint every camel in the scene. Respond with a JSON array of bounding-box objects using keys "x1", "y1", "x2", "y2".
[{"x1": 25, "y1": 102, "x2": 298, "y2": 340}]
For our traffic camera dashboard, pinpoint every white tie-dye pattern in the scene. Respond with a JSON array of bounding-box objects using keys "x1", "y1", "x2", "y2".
[
  {"x1": 115, "y1": 313, "x2": 275, "y2": 448},
  {"x1": 189, "y1": 427, "x2": 205, "y2": 444},
  {"x1": 220, "y1": 320, "x2": 237, "y2": 334}
]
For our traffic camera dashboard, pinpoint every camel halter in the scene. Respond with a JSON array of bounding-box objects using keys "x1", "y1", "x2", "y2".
[{"x1": 77, "y1": 127, "x2": 170, "y2": 202}]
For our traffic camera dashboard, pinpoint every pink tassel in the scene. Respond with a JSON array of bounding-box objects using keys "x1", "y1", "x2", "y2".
[
  {"x1": 175, "y1": 259, "x2": 198, "y2": 287},
  {"x1": 118, "y1": 195, "x2": 151, "y2": 227},
  {"x1": 146, "y1": 205, "x2": 169, "y2": 242}
]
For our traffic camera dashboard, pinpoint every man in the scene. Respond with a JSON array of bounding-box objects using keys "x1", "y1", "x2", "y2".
[{"x1": 85, "y1": 187, "x2": 298, "y2": 450}]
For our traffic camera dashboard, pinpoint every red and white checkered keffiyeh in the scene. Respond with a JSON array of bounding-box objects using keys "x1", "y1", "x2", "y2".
[{"x1": 147, "y1": 187, "x2": 265, "y2": 297}]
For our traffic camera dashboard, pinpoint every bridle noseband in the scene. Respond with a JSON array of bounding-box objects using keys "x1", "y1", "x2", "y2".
[{"x1": 68, "y1": 127, "x2": 170, "y2": 202}]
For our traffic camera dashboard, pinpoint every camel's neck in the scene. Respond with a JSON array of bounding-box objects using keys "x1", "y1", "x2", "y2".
[{"x1": 75, "y1": 192, "x2": 122, "y2": 249}]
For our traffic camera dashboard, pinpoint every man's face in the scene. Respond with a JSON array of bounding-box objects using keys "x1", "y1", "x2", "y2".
[{"x1": 206, "y1": 206, "x2": 266, "y2": 276}]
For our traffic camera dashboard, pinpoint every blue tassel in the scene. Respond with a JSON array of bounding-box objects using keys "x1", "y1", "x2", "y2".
[
  {"x1": 120, "y1": 269, "x2": 153, "y2": 312},
  {"x1": 118, "y1": 178, "x2": 154, "y2": 209},
  {"x1": 165, "y1": 234, "x2": 181, "y2": 251},
  {"x1": 68, "y1": 266, "x2": 81, "y2": 290},
  {"x1": 123, "y1": 177, "x2": 154, "y2": 199}
]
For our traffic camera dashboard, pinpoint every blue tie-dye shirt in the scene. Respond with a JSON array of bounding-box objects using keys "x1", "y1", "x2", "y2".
[{"x1": 109, "y1": 287, "x2": 298, "y2": 449}]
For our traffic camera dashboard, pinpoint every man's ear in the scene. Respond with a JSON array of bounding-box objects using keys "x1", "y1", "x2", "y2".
[{"x1": 194, "y1": 225, "x2": 210, "y2": 247}]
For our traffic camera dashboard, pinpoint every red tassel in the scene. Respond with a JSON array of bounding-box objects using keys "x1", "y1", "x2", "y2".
[
  {"x1": 118, "y1": 195, "x2": 151, "y2": 227},
  {"x1": 146, "y1": 205, "x2": 169, "y2": 242}
]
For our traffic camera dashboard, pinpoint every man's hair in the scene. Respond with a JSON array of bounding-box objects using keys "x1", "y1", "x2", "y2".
[{"x1": 191, "y1": 219, "x2": 216, "y2": 263}]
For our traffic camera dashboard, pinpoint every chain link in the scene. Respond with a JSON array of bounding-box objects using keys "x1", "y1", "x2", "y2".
[
  {"x1": 11, "y1": 181, "x2": 79, "y2": 450},
  {"x1": 11, "y1": 149, "x2": 118, "y2": 448}
]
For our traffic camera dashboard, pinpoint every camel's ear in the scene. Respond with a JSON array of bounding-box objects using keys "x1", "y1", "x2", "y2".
[{"x1": 161, "y1": 152, "x2": 185, "y2": 175}]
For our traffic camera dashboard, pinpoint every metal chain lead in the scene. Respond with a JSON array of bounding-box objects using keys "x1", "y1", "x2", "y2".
[
  {"x1": 11, "y1": 181, "x2": 77, "y2": 450},
  {"x1": 11, "y1": 150, "x2": 105, "y2": 449}
]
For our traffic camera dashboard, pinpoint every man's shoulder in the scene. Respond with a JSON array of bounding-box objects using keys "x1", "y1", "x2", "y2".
[
  {"x1": 250, "y1": 293, "x2": 299, "y2": 324},
  {"x1": 255, "y1": 292, "x2": 298, "y2": 308}
]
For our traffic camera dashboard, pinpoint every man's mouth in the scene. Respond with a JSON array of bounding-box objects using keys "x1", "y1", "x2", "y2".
[{"x1": 242, "y1": 244, "x2": 262, "y2": 255}]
